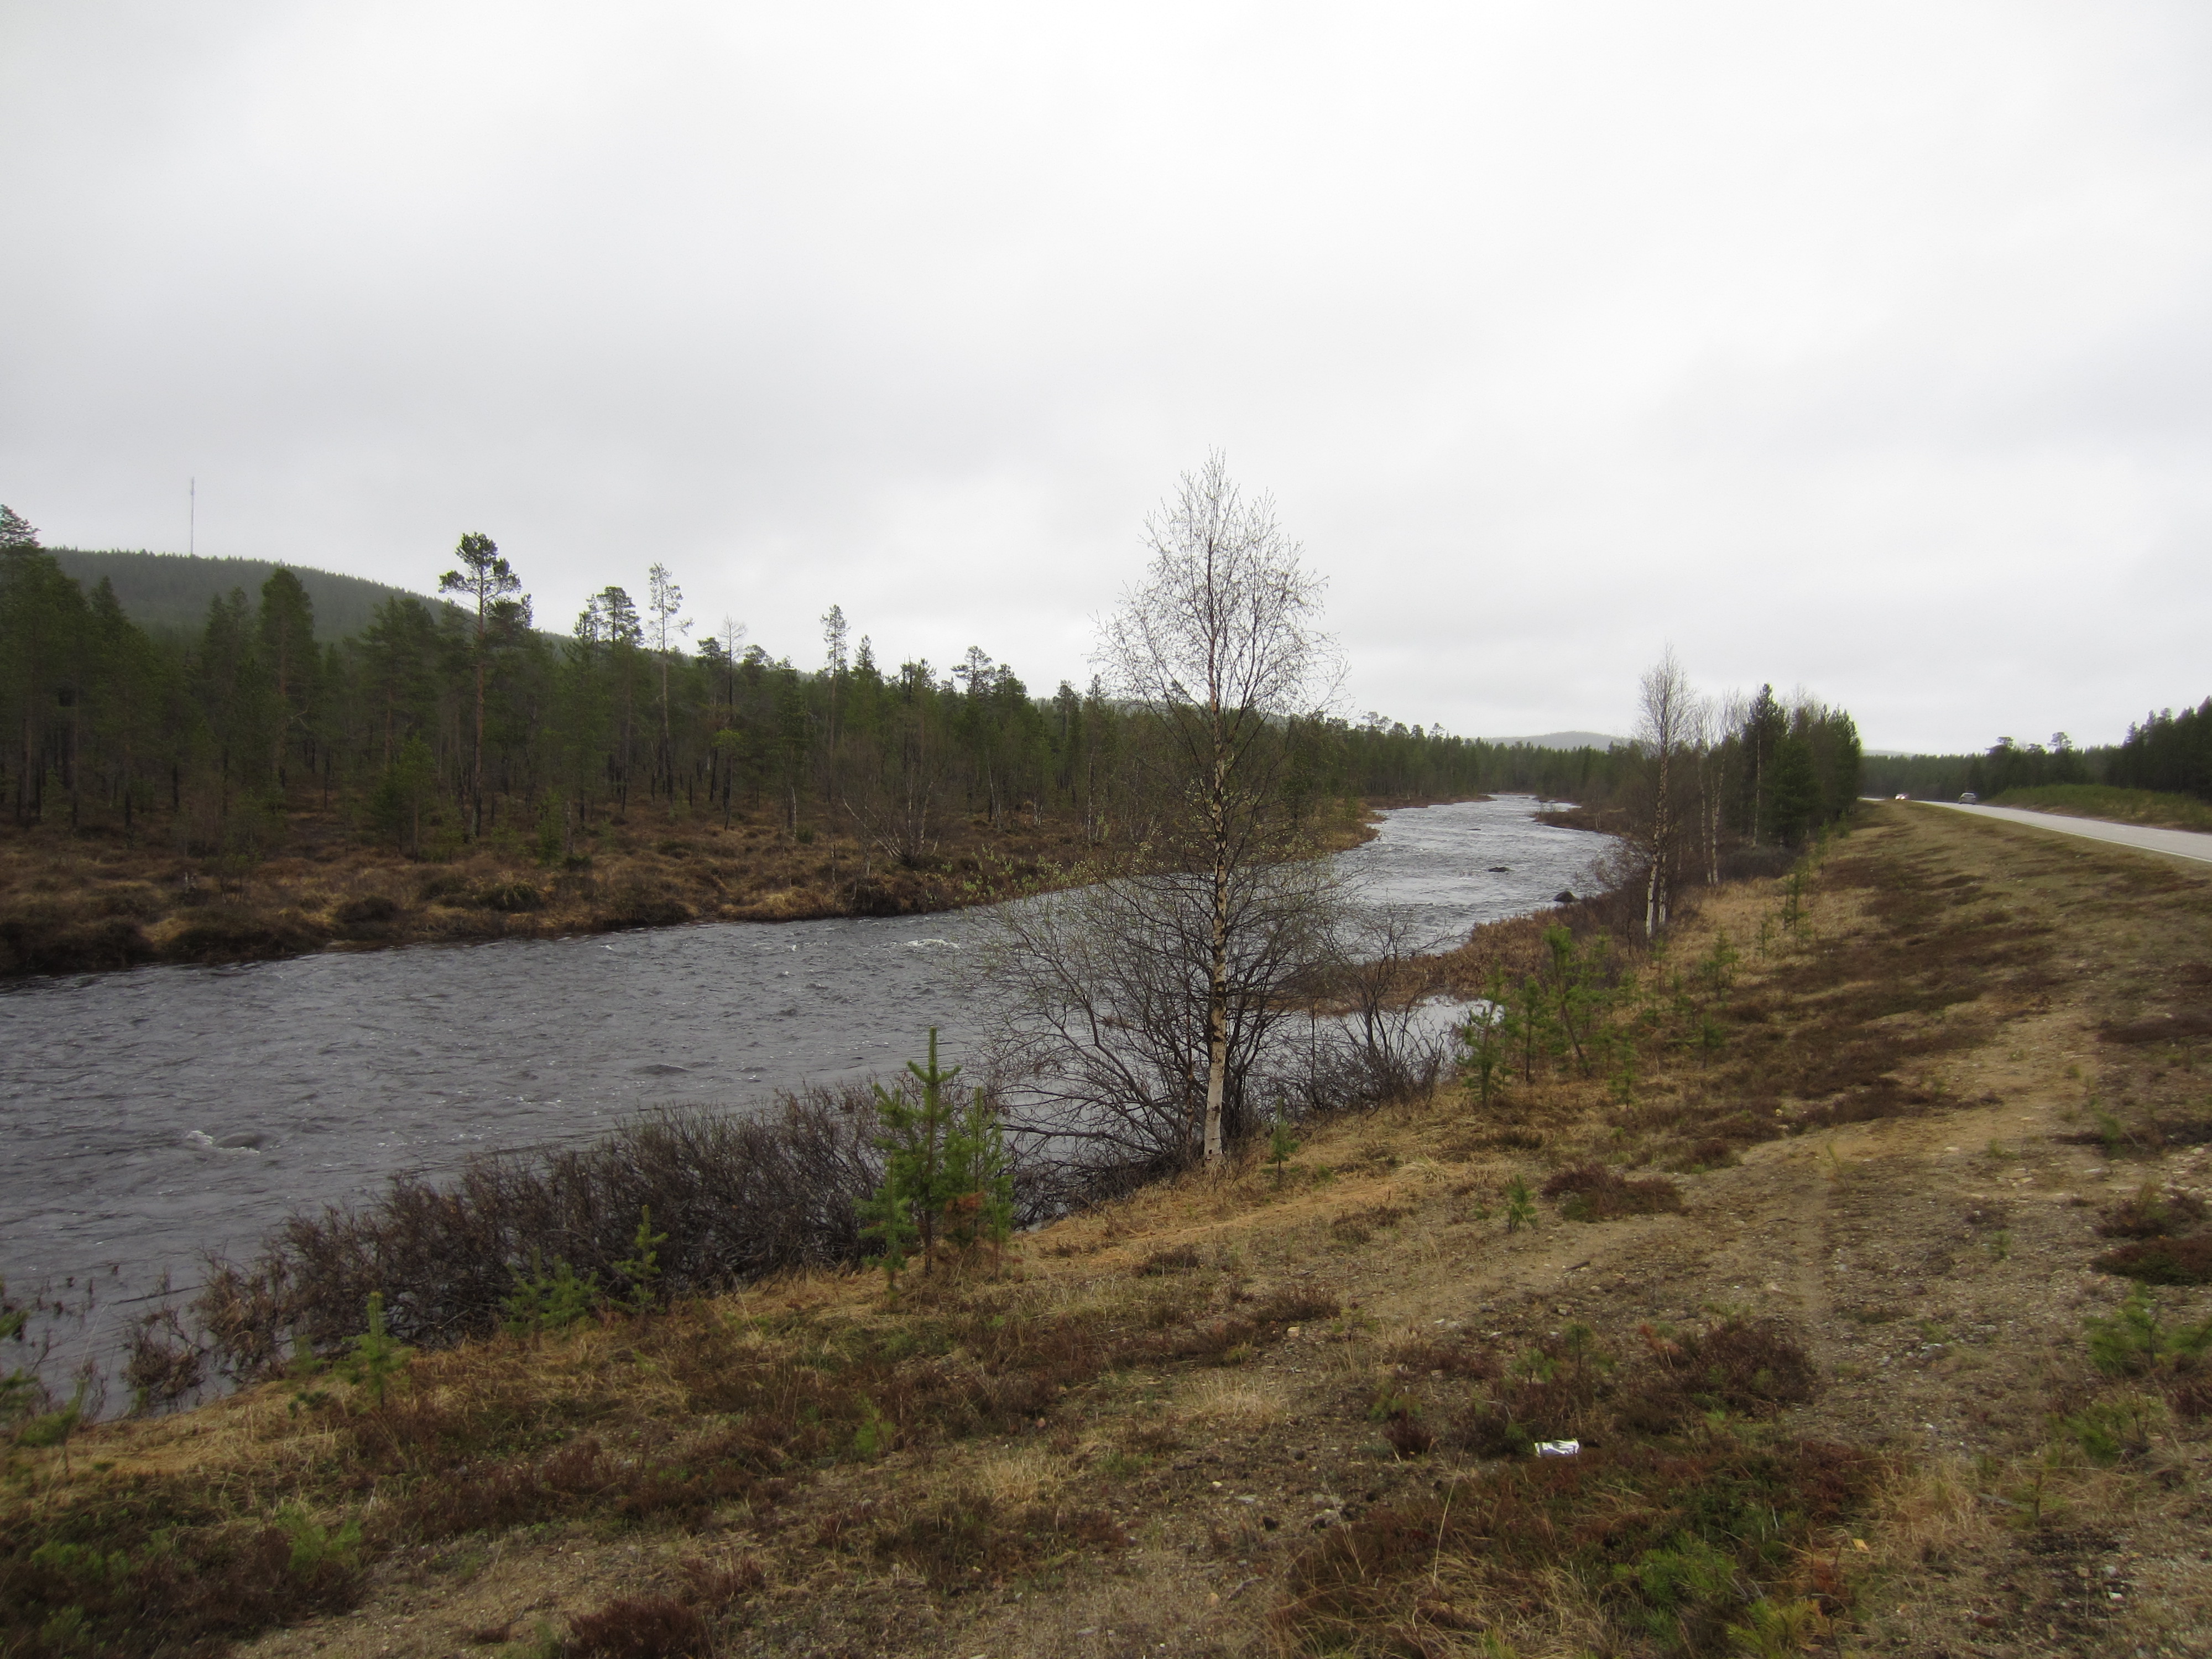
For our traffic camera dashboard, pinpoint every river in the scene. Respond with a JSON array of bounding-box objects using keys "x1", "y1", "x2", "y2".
[{"x1": 0, "y1": 796, "x2": 1604, "y2": 1332}]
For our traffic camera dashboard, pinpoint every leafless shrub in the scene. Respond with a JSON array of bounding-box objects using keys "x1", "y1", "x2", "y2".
[
  {"x1": 1540, "y1": 1162, "x2": 1684, "y2": 1221},
  {"x1": 2091, "y1": 1233, "x2": 2212, "y2": 1286},
  {"x1": 1315, "y1": 906, "x2": 1459, "y2": 1104},
  {"x1": 195, "y1": 1087, "x2": 884, "y2": 1375},
  {"x1": 2098, "y1": 1183, "x2": 2208, "y2": 1240},
  {"x1": 123, "y1": 1307, "x2": 205, "y2": 1414},
  {"x1": 566, "y1": 1595, "x2": 713, "y2": 1659},
  {"x1": 1614, "y1": 1318, "x2": 1819, "y2": 1432},
  {"x1": 977, "y1": 858, "x2": 1342, "y2": 1177},
  {"x1": 1133, "y1": 1245, "x2": 1204, "y2": 1276}
]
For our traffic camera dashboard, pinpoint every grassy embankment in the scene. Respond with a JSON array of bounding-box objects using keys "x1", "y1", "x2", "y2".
[
  {"x1": 1986, "y1": 784, "x2": 2212, "y2": 835},
  {"x1": 7, "y1": 802, "x2": 2212, "y2": 1657},
  {"x1": 0, "y1": 795, "x2": 1391, "y2": 977}
]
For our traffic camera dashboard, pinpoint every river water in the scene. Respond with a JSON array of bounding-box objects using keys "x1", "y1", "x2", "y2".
[{"x1": 0, "y1": 797, "x2": 1604, "y2": 1326}]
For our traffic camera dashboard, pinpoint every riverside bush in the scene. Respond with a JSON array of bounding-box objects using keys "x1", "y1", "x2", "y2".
[{"x1": 195, "y1": 1088, "x2": 883, "y2": 1375}]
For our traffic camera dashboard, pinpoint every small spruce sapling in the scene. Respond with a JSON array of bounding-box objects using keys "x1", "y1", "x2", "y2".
[
  {"x1": 15, "y1": 1386, "x2": 87, "y2": 1475},
  {"x1": 1700, "y1": 930, "x2": 1738, "y2": 999},
  {"x1": 1724, "y1": 1598, "x2": 1827, "y2": 1658},
  {"x1": 2085, "y1": 1284, "x2": 2212, "y2": 1376},
  {"x1": 1459, "y1": 969, "x2": 1513, "y2": 1109},
  {"x1": 941, "y1": 1085, "x2": 1016, "y2": 1264},
  {"x1": 977, "y1": 1108, "x2": 1017, "y2": 1256},
  {"x1": 502, "y1": 1254, "x2": 599, "y2": 1335},
  {"x1": 614, "y1": 1205, "x2": 670, "y2": 1314},
  {"x1": 280, "y1": 1506, "x2": 364, "y2": 1575},
  {"x1": 2089, "y1": 1099, "x2": 2129, "y2": 1158},
  {"x1": 1266, "y1": 1112, "x2": 1301, "y2": 1188},
  {"x1": 869, "y1": 1029, "x2": 963, "y2": 1274},
  {"x1": 851, "y1": 1395, "x2": 893, "y2": 1459},
  {"x1": 1503, "y1": 1175, "x2": 1536, "y2": 1233},
  {"x1": 1541, "y1": 925, "x2": 1613, "y2": 1077},
  {"x1": 1515, "y1": 972, "x2": 1547, "y2": 1084},
  {"x1": 858, "y1": 1164, "x2": 916, "y2": 1300},
  {"x1": 2057, "y1": 1394, "x2": 2162, "y2": 1465},
  {"x1": 341, "y1": 1292, "x2": 410, "y2": 1407},
  {"x1": 1608, "y1": 1027, "x2": 1639, "y2": 1107}
]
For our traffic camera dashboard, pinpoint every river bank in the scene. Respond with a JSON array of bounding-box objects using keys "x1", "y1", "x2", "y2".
[
  {"x1": 0, "y1": 794, "x2": 1408, "y2": 978},
  {"x1": 12, "y1": 802, "x2": 2206, "y2": 1657},
  {"x1": 1, "y1": 796, "x2": 1592, "y2": 1397}
]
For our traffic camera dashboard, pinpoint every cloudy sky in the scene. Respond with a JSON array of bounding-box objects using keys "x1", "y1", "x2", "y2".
[{"x1": 4, "y1": 3, "x2": 2208, "y2": 752}]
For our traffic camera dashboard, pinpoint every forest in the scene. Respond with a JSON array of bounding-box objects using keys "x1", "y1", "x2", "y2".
[
  {"x1": 1859, "y1": 701, "x2": 2212, "y2": 807},
  {"x1": 0, "y1": 516, "x2": 1861, "y2": 974},
  {"x1": 1, "y1": 524, "x2": 1635, "y2": 862},
  {"x1": 2104, "y1": 698, "x2": 2212, "y2": 799}
]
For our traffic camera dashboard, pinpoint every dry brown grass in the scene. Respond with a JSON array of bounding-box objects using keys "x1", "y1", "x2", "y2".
[{"x1": 1182, "y1": 1374, "x2": 1290, "y2": 1432}]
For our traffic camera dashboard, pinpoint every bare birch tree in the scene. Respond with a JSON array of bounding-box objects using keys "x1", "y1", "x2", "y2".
[
  {"x1": 1103, "y1": 455, "x2": 1338, "y2": 1161},
  {"x1": 1699, "y1": 690, "x2": 1746, "y2": 886},
  {"x1": 978, "y1": 853, "x2": 1342, "y2": 1181},
  {"x1": 984, "y1": 454, "x2": 1338, "y2": 1168},
  {"x1": 1635, "y1": 647, "x2": 1694, "y2": 937},
  {"x1": 646, "y1": 563, "x2": 690, "y2": 797}
]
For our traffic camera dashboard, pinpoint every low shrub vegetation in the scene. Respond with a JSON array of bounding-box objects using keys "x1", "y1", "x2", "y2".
[
  {"x1": 1540, "y1": 1163, "x2": 1686, "y2": 1222},
  {"x1": 1284, "y1": 1318, "x2": 1860, "y2": 1656},
  {"x1": 2092, "y1": 1233, "x2": 2212, "y2": 1286}
]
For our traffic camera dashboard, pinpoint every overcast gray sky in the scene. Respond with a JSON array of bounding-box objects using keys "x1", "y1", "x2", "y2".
[{"x1": 4, "y1": 2, "x2": 2207, "y2": 753}]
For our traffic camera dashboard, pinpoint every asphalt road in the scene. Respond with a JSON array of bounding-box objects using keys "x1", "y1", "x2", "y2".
[{"x1": 1919, "y1": 800, "x2": 2212, "y2": 865}]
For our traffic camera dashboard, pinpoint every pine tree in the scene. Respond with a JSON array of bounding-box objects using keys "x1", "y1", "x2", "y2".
[{"x1": 439, "y1": 533, "x2": 526, "y2": 838}]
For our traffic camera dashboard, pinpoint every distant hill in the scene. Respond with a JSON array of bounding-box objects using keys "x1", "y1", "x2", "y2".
[
  {"x1": 46, "y1": 549, "x2": 436, "y2": 641},
  {"x1": 1490, "y1": 730, "x2": 1628, "y2": 750}
]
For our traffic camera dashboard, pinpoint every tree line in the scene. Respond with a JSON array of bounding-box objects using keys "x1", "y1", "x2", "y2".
[
  {"x1": 1619, "y1": 658, "x2": 1862, "y2": 938},
  {"x1": 2104, "y1": 700, "x2": 2212, "y2": 800},
  {"x1": 1855, "y1": 697, "x2": 2211, "y2": 806},
  {"x1": 3, "y1": 507, "x2": 1649, "y2": 860}
]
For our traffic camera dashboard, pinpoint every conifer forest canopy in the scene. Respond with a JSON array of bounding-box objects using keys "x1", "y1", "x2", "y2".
[{"x1": 0, "y1": 528, "x2": 1864, "y2": 859}]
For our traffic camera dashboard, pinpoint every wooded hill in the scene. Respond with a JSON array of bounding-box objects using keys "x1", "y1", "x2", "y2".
[{"x1": 44, "y1": 549, "x2": 430, "y2": 641}]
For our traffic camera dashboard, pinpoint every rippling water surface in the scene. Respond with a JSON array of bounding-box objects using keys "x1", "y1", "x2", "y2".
[{"x1": 0, "y1": 796, "x2": 1605, "y2": 1313}]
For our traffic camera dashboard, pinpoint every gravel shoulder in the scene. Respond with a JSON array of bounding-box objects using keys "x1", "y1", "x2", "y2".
[{"x1": 1929, "y1": 798, "x2": 2212, "y2": 865}]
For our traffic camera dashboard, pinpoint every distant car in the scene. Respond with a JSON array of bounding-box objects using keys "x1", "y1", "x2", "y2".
[
  {"x1": 1894, "y1": 793, "x2": 1909, "y2": 801},
  {"x1": 1959, "y1": 792, "x2": 1979, "y2": 804}
]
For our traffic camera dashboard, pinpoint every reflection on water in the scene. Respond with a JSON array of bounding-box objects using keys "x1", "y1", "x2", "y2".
[{"x1": 0, "y1": 797, "x2": 1606, "y2": 1316}]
